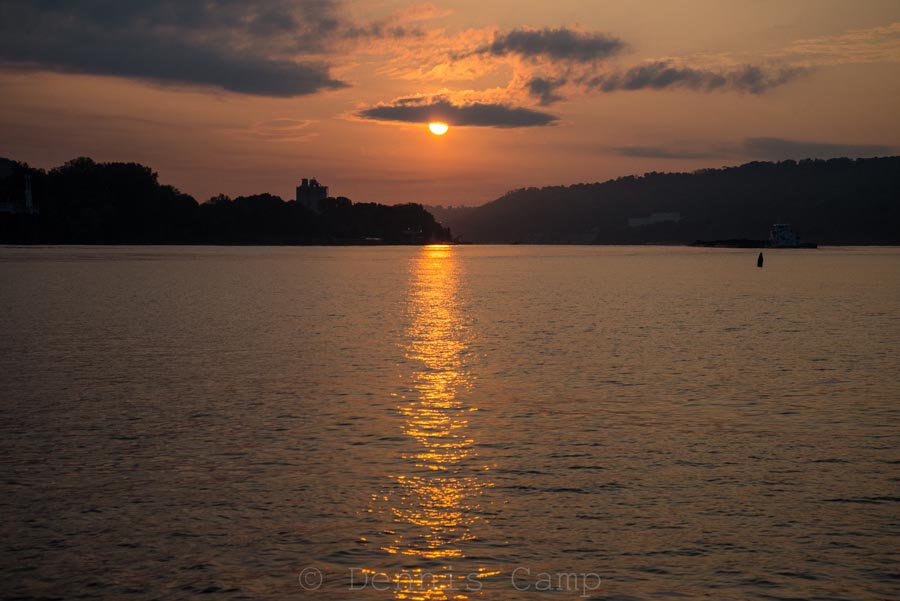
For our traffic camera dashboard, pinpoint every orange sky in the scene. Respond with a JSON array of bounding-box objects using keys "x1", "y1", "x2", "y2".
[{"x1": 1, "y1": 0, "x2": 899, "y2": 205}]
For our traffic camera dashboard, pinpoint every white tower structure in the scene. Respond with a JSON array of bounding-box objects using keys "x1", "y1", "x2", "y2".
[{"x1": 25, "y1": 174, "x2": 34, "y2": 214}]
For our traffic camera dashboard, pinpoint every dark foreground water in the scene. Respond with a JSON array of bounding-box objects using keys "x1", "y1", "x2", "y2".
[{"x1": 1, "y1": 245, "x2": 898, "y2": 600}]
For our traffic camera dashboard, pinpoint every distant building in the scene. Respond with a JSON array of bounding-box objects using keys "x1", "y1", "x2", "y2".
[
  {"x1": 628, "y1": 212, "x2": 680, "y2": 227},
  {"x1": 296, "y1": 178, "x2": 328, "y2": 212},
  {"x1": 769, "y1": 223, "x2": 816, "y2": 248}
]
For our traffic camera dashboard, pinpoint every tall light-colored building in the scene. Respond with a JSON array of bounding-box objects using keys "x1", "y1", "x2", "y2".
[{"x1": 296, "y1": 178, "x2": 328, "y2": 212}]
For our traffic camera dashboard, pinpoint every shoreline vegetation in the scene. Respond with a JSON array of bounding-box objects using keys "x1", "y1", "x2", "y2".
[
  {"x1": 2, "y1": 155, "x2": 899, "y2": 246},
  {"x1": 0, "y1": 157, "x2": 452, "y2": 245},
  {"x1": 429, "y1": 155, "x2": 900, "y2": 246}
]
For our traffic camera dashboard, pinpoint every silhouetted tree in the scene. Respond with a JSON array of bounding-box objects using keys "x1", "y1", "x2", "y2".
[
  {"x1": 0, "y1": 156, "x2": 452, "y2": 245},
  {"x1": 434, "y1": 156, "x2": 900, "y2": 244}
]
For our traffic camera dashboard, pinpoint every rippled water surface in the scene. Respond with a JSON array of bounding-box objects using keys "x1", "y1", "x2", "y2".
[{"x1": 1, "y1": 245, "x2": 898, "y2": 600}]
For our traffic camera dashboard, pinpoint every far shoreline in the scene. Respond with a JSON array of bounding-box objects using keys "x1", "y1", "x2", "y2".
[{"x1": 3, "y1": 242, "x2": 898, "y2": 249}]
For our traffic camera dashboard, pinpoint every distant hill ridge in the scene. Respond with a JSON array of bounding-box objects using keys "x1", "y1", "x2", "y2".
[{"x1": 429, "y1": 156, "x2": 900, "y2": 245}]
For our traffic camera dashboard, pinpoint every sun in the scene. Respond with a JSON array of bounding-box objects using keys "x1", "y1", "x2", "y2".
[{"x1": 428, "y1": 122, "x2": 449, "y2": 136}]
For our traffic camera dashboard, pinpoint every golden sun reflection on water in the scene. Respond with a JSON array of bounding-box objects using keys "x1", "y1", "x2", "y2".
[{"x1": 374, "y1": 245, "x2": 493, "y2": 600}]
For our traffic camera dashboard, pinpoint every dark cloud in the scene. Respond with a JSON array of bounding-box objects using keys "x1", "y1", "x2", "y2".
[
  {"x1": 0, "y1": 0, "x2": 347, "y2": 96},
  {"x1": 614, "y1": 146, "x2": 720, "y2": 160},
  {"x1": 587, "y1": 61, "x2": 807, "y2": 94},
  {"x1": 358, "y1": 97, "x2": 558, "y2": 128},
  {"x1": 481, "y1": 27, "x2": 625, "y2": 62},
  {"x1": 342, "y1": 22, "x2": 425, "y2": 39},
  {"x1": 613, "y1": 137, "x2": 893, "y2": 160},
  {"x1": 526, "y1": 77, "x2": 568, "y2": 106},
  {"x1": 524, "y1": 60, "x2": 805, "y2": 106},
  {"x1": 742, "y1": 137, "x2": 892, "y2": 159}
]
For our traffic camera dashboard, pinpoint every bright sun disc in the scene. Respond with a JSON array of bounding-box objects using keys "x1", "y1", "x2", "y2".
[{"x1": 428, "y1": 122, "x2": 449, "y2": 135}]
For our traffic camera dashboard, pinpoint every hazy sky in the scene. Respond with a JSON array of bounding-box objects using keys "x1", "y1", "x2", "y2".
[{"x1": 1, "y1": 0, "x2": 899, "y2": 205}]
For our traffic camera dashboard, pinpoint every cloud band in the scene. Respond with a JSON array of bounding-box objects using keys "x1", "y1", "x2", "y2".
[{"x1": 358, "y1": 97, "x2": 558, "y2": 128}]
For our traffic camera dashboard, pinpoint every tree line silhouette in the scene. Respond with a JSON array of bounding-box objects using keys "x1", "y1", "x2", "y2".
[
  {"x1": 0, "y1": 157, "x2": 452, "y2": 244},
  {"x1": 429, "y1": 156, "x2": 900, "y2": 245}
]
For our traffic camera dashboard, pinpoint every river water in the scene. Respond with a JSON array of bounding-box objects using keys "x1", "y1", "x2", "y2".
[{"x1": 1, "y1": 245, "x2": 898, "y2": 600}]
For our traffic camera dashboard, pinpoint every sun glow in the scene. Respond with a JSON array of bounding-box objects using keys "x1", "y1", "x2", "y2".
[{"x1": 428, "y1": 122, "x2": 449, "y2": 136}]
